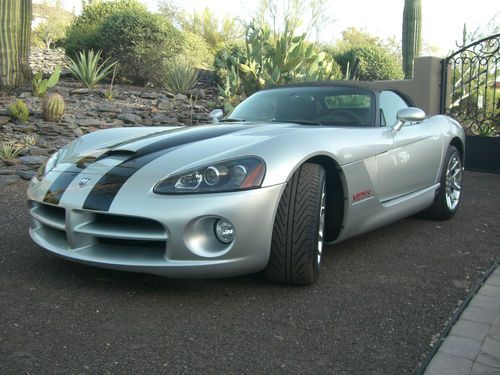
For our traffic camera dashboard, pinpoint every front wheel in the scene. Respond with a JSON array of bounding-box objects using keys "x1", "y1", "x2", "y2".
[
  {"x1": 426, "y1": 145, "x2": 463, "y2": 220},
  {"x1": 265, "y1": 163, "x2": 326, "y2": 285}
]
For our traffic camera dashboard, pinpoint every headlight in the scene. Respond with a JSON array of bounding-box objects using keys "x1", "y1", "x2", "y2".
[
  {"x1": 35, "y1": 151, "x2": 60, "y2": 181},
  {"x1": 153, "y1": 156, "x2": 266, "y2": 194}
]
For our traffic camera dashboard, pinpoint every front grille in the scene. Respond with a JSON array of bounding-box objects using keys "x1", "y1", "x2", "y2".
[{"x1": 29, "y1": 201, "x2": 168, "y2": 260}]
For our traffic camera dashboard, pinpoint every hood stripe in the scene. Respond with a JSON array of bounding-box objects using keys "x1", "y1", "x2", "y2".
[
  {"x1": 82, "y1": 125, "x2": 243, "y2": 212},
  {"x1": 43, "y1": 156, "x2": 97, "y2": 205}
]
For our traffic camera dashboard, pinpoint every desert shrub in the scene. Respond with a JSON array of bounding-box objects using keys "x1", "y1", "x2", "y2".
[
  {"x1": 161, "y1": 56, "x2": 198, "y2": 95},
  {"x1": 335, "y1": 45, "x2": 404, "y2": 81},
  {"x1": 182, "y1": 32, "x2": 214, "y2": 67},
  {"x1": 9, "y1": 100, "x2": 29, "y2": 123},
  {"x1": 65, "y1": 0, "x2": 146, "y2": 58},
  {"x1": 96, "y1": 9, "x2": 183, "y2": 85}
]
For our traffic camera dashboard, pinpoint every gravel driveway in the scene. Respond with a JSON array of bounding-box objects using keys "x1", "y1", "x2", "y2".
[{"x1": 1, "y1": 171, "x2": 499, "y2": 374}]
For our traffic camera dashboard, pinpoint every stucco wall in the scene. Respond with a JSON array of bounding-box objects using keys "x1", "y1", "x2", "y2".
[{"x1": 369, "y1": 57, "x2": 443, "y2": 116}]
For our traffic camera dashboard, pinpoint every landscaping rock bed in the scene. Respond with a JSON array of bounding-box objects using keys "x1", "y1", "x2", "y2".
[{"x1": 0, "y1": 78, "x2": 217, "y2": 185}]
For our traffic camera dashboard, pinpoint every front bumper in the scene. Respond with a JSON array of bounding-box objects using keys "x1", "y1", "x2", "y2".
[{"x1": 28, "y1": 180, "x2": 285, "y2": 278}]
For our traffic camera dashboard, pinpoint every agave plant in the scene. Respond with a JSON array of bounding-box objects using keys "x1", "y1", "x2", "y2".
[
  {"x1": 66, "y1": 50, "x2": 118, "y2": 89},
  {"x1": 0, "y1": 143, "x2": 22, "y2": 161},
  {"x1": 162, "y1": 56, "x2": 198, "y2": 95}
]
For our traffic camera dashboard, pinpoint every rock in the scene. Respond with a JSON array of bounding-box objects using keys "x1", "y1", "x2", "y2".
[
  {"x1": 97, "y1": 105, "x2": 122, "y2": 114},
  {"x1": 0, "y1": 168, "x2": 16, "y2": 175},
  {"x1": 140, "y1": 92, "x2": 161, "y2": 99},
  {"x1": 71, "y1": 88, "x2": 92, "y2": 95},
  {"x1": 0, "y1": 175, "x2": 20, "y2": 188},
  {"x1": 157, "y1": 100, "x2": 174, "y2": 111},
  {"x1": 174, "y1": 94, "x2": 188, "y2": 100},
  {"x1": 17, "y1": 170, "x2": 36, "y2": 180},
  {"x1": 117, "y1": 113, "x2": 142, "y2": 124},
  {"x1": 4, "y1": 159, "x2": 21, "y2": 166},
  {"x1": 19, "y1": 155, "x2": 48, "y2": 167},
  {"x1": 151, "y1": 114, "x2": 179, "y2": 124},
  {"x1": 29, "y1": 146, "x2": 49, "y2": 156},
  {"x1": 0, "y1": 116, "x2": 11, "y2": 125},
  {"x1": 75, "y1": 118, "x2": 106, "y2": 127},
  {"x1": 19, "y1": 92, "x2": 32, "y2": 99}
]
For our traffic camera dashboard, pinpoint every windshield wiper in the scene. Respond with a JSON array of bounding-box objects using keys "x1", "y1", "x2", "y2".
[
  {"x1": 219, "y1": 118, "x2": 246, "y2": 122},
  {"x1": 271, "y1": 119, "x2": 323, "y2": 126}
]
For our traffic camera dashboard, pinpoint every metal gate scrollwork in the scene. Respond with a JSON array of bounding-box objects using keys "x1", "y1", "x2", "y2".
[{"x1": 440, "y1": 34, "x2": 499, "y2": 136}]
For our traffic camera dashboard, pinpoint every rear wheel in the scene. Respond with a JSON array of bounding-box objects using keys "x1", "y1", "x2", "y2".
[
  {"x1": 265, "y1": 163, "x2": 326, "y2": 285},
  {"x1": 426, "y1": 145, "x2": 463, "y2": 220}
]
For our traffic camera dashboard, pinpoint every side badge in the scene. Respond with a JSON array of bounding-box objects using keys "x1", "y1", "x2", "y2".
[{"x1": 78, "y1": 177, "x2": 91, "y2": 188}]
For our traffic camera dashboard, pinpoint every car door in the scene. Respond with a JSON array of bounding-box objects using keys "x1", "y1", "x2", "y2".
[{"x1": 375, "y1": 91, "x2": 442, "y2": 202}]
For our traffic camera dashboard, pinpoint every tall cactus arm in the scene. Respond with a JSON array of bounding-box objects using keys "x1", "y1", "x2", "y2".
[
  {"x1": 19, "y1": 0, "x2": 32, "y2": 81},
  {"x1": 402, "y1": 0, "x2": 422, "y2": 79},
  {"x1": 0, "y1": 0, "x2": 21, "y2": 89}
]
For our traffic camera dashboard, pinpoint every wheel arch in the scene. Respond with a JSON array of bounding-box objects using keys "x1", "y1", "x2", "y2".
[
  {"x1": 450, "y1": 137, "x2": 465, "y2": 162},
  {"x1": 304, "y1": 155, "x2": 346, "y2": 243}
]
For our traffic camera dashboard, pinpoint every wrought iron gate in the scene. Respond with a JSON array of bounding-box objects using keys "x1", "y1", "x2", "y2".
[
  {"x1": 440, "y1": 34, "x2": 500, "y2": 173},
  {"x1": 440, "y1": 33, "x2": 499, "y2": 136}
]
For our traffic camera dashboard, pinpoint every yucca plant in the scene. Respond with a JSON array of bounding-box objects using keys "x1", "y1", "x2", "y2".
[
  {"x1": 21, "y1": 134, "x2": 38, "y2": 146},
  {"x1": 66, "y1": 50, "x2": 118, "y2": 89},
  {"x1": 0, "y1": 143, "x2": 22, "y2": 161},
  {"x1": 162, "y1": 56, "x2": 198, "y2": 95}
]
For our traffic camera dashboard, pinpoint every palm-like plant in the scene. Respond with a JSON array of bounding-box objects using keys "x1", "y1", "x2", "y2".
[{"x1": 66, "y1": 50, "x2": 118, "y2": 89}]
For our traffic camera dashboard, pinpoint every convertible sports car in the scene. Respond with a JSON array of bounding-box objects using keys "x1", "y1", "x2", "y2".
[{"x1": 28, "y1": 82, "x2": 465, "y2": 285}]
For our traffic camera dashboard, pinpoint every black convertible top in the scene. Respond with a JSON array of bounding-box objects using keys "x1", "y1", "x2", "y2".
[{"x1": 266, "y1": 81, "x2": 415, "y2": 107}]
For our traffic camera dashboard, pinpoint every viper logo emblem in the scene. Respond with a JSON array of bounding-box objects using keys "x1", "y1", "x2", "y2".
[{"x1": 78, "y1": 178, "x2": 90, "y2": 188}]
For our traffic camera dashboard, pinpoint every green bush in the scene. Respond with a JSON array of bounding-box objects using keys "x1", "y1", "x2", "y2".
[
  {"x1": 182, "y1": 32, "x2": 214, "y2": 68},
  {"x1": 96, "y1": 9, "x2": 183, "y2": 85},
  {"x1": 161, "y1": 56, "x2": 198, "y2": 95},
  {"x1": 335, "y1": 45, "x2": 404, "y2": 81},
  {"x1": 9, "y1": 100, "x2": 29, "y2": 123},
  {"x1": 65, "y1": 0, "x2": 146, "y2": 58}
]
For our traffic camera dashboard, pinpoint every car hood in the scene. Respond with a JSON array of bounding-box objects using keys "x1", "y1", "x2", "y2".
[{"x1": 52, "y1": 123, "x2": 300, "y2": 176}]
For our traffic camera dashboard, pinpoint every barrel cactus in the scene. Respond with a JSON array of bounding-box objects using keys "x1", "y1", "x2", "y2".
[
  {"x1": 402, "y1": 0, "x2": 422, "y2": 79},
  {"x1": 43, "y1": 93, "x2": 65, "y2": 122}
]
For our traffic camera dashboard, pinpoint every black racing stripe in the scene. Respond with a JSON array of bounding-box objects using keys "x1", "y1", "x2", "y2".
[
  {"x1": 82, "y1": 125, "x2": 244, "y2": 212},
  {"x1": 43, "y1": 156, "x2": 97, "y2": 205}
]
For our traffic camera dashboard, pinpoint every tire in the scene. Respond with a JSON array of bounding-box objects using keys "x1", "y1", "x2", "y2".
[
  {"x1": 265, "y1": 163, "x2": 326, "y2": 285},
  {"x1": 426, "y1": 145, "x2": 463, "y2": 220}
]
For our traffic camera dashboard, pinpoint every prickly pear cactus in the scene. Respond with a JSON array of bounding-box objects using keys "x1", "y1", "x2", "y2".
[{"x1": 43, "y1": 93, "x2": 65, "y2": 122}]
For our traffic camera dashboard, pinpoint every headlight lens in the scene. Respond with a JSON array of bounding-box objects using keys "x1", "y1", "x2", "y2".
[
  {"x1": 154, "y1": 156, "x2": 266, "y2": 194},
  {"x1": 35, "y1": 151, "x2": 60, "y2": 181}
]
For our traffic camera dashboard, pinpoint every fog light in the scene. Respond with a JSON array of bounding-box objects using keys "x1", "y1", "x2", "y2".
[{"x1": 214, "y1": 219, "x2": 235, "y2": 244}]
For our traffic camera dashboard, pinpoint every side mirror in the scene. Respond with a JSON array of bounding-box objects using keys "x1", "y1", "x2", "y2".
[
  {"x1": 208, "y1": 109, "x2": 224, "y2": 123},
  {"x1": 392, "y1": 107, "x2": 426, "y2": 132}
]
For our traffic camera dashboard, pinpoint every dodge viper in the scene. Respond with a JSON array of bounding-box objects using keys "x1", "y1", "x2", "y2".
[{"x1": 28, "y1": 82, "x2": 465, "y2": 285}]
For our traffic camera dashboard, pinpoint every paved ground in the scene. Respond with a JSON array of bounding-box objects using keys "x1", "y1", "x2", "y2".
[
  {"x1": 424, "y1": 265, "x2": 500, "y2": 375},
  {"x1": 0, "y1": 171, "x2": 499, "y2": 375}
]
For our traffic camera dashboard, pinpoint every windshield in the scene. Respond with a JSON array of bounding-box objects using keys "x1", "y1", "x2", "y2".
[{"x1": 226, "y1": 86, "x2": 375, "y2": 126}]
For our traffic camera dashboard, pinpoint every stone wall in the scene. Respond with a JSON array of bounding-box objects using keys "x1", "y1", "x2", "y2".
[{"x1": 30, "y1": 47, "x2": 69, "y2": 75}]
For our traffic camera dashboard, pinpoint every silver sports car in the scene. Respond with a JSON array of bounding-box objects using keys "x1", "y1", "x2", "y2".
[{"x1": 28, "y1": 83, "x2": 465, "y2": 285}]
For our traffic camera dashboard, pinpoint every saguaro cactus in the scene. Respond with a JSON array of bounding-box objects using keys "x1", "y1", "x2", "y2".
[
  {"x1": 19, "y1": 0, "x2": 32, "y2": 80},
  {"x1": 0, "y1": 0, "x2": 32, "y2": 90},
  {"x1": 402, "y1": 0, "x2": 422, "y2": 79}
]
